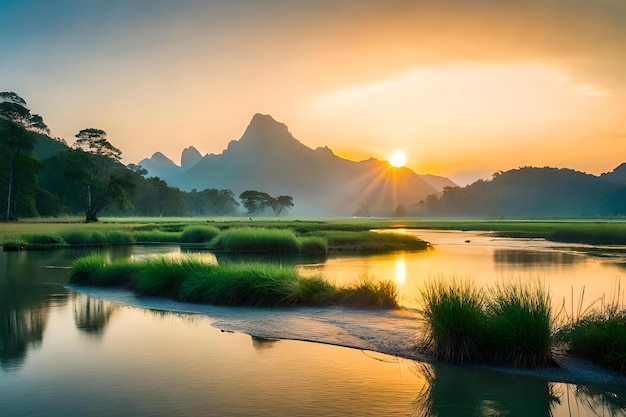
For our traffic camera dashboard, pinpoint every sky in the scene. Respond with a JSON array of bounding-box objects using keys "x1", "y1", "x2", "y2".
[{"x1": 1, "y1": 0, "x2": 626, "y2": 185}]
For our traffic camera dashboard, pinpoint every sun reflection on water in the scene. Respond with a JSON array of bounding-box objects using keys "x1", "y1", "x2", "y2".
[{"x1": 395, "y1": 254, "x2": 406, "y2": 285}]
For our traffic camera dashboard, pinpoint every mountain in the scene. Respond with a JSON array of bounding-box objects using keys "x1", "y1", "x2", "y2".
[
  {"x1": 428, "y1": 166, "x2": 626, "y2": 217},
  {"x1": 139, "y1": 113, "x2": 452, "y2": 216},
  {"x1": 600, "y1": 163, "x2": 626, "y2": 184},
  {"x1": 138, "y1": 151, "x2": 180, "y2": 179},
  {"x1": 181, "y1": 146, "x2": 203, "y2": 169}
]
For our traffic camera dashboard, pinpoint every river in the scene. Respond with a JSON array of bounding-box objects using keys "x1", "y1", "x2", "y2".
[{"x1": 1, "y1": 230, "x2": 625, "y2": 416}]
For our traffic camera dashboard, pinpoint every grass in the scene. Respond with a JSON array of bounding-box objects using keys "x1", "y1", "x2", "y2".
[
  {"x1": 555, "y1": 286, "x2": 626, "y2": 374},
  {"x1": 179, "y1": 225, "x2": 220, "y2": 243},
  {"x1": 417, "y1": 279, "x2": 555, "y2": 367},
  {"x1": 211, "y1": 227, "x2": 300, "y2": 253},
  {"x1": 132, "y1": 230, "x2": 182, "y2": 243},
  {"x1": 69, "y1": 254, "x2": 398, "y2": 309}
]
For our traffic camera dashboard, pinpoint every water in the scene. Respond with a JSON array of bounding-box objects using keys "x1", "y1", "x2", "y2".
[{"x1": 1, "y1": 231, "x2": 625, "y2": 416}]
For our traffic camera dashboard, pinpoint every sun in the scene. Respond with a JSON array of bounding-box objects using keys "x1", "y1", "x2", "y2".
[{"x1": 389, "y1": 150, "x2": 407, "y2": 168}]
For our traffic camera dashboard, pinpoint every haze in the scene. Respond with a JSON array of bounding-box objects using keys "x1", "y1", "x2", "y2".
[{"x1": 2, "y1": 0, "x2": 625, "y2": 185}]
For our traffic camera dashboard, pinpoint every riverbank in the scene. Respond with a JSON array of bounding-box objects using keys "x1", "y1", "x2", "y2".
[{"x1": 69, "y1": 284, "x2": 626, "y2": 388}]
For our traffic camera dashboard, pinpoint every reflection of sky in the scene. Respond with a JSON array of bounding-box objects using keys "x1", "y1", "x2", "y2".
[{"x1": 300, "y1": 230, "x2": 626, "y2": 310}]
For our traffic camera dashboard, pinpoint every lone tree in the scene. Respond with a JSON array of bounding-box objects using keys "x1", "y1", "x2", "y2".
[
  {"x1": 239, "y1": 190, "x2": 294, "y2": 217},
  {"x1": 0, "y1": 92, "x2": 49, "y2": 220},
  {"x1": 270, "y1": 195, "x2": 294, "y2": 218},
  {"x1": 239, "y1": 190, "x2": 273, "y2": 215},
  {"x1": 64, "y1": 128, "x2": 133, "y2": 222}
]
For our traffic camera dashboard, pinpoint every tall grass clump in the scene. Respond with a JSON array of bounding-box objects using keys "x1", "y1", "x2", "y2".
[
  {"x1": 70, "y1": 255, "x2": 138, "y2": 287},
  {"x1": 558, "y1": 303, "x2": 626, "y2": 374},
  {"x1": 1, "y1": 235, "x2": 27, "y2": 251},
  {"x1": 180, "y1": 225, "x2": 220, "y2": 243},
  {"x1": 132, "y1": 230, "x2": 182, "y2": 243},
  {"x1": 211, "y1": 228, "x2": 300, "y2": 253},
  {"x1": 486, "y1": 283, "x2": 555, "y2": 367},
  {"x1": 60, "y1": 230, "x2": 107, "y2": 245},
  {"x1": 340, "y1": 278, "x2": 398, "y2": 309},
  {"x1": 418, "y1": 279, "x2": 555, "y2": 367},
  {"x1": 104, "y1": 230, "x2": 135, "y2": 245},
  {"x1": 418, "y1": 279, "x2": 486, "y2": 364},
  {"x1": 69, "y1": 255, "x2": 398, "y2": 309},
  {"x1": 297, "y1": 236, "x2": 328, "y2": 255},
  {"x1": 179, "y1": 262, "x2": 299, "y2": 307},
  {"x1": 130, "y1": 256, "x2": 212, "y2": 298},
  {"x1": 24, "y1": 233, "x2": 64, "y2": 246}
]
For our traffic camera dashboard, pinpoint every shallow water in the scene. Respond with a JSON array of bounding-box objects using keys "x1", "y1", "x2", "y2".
[{"x1": 1, "y1": 231, "x2": 626, "y2": 416}]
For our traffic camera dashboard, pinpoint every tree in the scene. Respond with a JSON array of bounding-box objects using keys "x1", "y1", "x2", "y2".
[
  {"x1": 74, "y1": 128, "x2": 122, "y2": 161},
  {"x1": 64, "y1": 128, "x2": 133, "y2": 222},
  {"x1": 0, "y1": 93, "x2": 49, "y2": 220},
  {"x1": 239, "y1": 190, "x2": 273, "y2": 215},
  {"x1": 270, "y1": 195, "x2": 294, "y2": 218}
]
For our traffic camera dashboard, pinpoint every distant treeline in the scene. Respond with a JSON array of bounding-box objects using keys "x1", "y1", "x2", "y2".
[
  {"x1": 0, "y1": 92, "x2": 290, "y2": 220},
  {"x1": 424, "y1": 167, "x2": 626, "y2": 217}
]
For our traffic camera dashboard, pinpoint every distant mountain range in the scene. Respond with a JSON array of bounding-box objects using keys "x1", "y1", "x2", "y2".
[{"x1": 139, "y1": 114, "x2": 457, "y2": 216}]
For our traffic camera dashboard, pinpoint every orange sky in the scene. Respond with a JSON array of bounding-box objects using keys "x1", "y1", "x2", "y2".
[{"x1": 2, "y1": 0, "x2": 625, "y2": 185}]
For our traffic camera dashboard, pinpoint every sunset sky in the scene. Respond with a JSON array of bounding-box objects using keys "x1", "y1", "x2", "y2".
[{"x1": 2, "y1": 0, "x2": 625, "y2": 185}]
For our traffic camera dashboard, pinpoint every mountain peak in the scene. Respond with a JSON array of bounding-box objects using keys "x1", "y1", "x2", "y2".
[
  {"x1": 181, "y1": 146, "x2": 202, "y2": 168},
  {"x1": 241, "y1": 113, "x2": 292, "y2": 142}
]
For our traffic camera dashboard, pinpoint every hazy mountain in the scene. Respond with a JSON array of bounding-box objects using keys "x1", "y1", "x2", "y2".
[
  {"x1": 181, "y1": 146, "x2": 203, "y2": 170},
  {"x1": 138, "y1": 151, "x2": 179, "y2": 179},
  {"x1": 427, "y1": 166, "x2": 626, "y2": 217},
  {"x1": 600, "y1": 163, "x2": 626, "y2": 184},
  {"x1": 139, "y1": 113, "x2": 449, "y2": 216}
]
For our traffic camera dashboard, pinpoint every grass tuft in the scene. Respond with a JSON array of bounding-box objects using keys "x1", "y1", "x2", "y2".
[
  {"x1": 180, "y1": 225, "x2": 220, "y2": 243},
  {"x1": 417, "y1": 279, "x2": 555, "y2": 367},
  {"x1": 211, "y1": 228, "x2": 300, "y2": 253}
]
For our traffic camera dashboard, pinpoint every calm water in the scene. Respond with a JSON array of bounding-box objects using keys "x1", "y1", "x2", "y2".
[{"x1": 1, "y1": 231, "x2": 625, "y2": 417}]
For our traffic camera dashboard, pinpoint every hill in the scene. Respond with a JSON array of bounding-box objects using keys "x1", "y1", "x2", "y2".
[{"x1": 427, "y1": 166, "x2": 626, "y2": 217}]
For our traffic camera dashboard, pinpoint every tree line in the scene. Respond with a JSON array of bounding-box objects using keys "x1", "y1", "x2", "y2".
[
  {"x1": 422, "y1": 167, "x2": 626, "y2": 217},
  {"x1": 0, "y1": 92, "x2": 294, "y2": 221}
]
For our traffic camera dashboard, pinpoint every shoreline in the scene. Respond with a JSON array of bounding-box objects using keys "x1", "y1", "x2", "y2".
[{"x1": 68, "y1": 285, "x2": 626, "y2": 389}]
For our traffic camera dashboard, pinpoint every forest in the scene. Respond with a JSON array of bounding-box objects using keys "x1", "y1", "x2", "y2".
[{"x1": 0, "y1": 92, "x2": 291, "y2": 221}]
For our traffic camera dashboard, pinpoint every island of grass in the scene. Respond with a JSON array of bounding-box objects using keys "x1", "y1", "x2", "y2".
[
  {"x1": 416, "y1": 278, "x2": 626, "y2": 376},
  {"x1": 69, "y1": 254, "x2": 398, "y2": 309}
]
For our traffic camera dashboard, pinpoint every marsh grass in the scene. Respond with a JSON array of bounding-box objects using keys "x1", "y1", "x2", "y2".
[
  {"x1": 418, "y1": 279, "x2": 555, "y2": 367},
  {"x1": 2, "y1": 233, "x2": 64, "y2": 250},
  {"x1": 322, "y1": 230, "x2": 428, "y2": 252},
  {"x1": 296, "y1": 236, "x2": 328, "y2": 254},
  {"x1": 69, "y1": 255, "x2": 398, "y2": 309},
  {"x1": 563, "y1": 307, "x2": 626, "y2": 374},
  {"x1": 60, "y1": 230, "x2": 107, "y2": 245},
  {"x1": 556, "y1": 285, "x2": 626, "y2": 374},
  {"x1": 71, "y1": 255, "x2": 142, "y2": 286},
  {"x1": 132, "y1": 230, "x2": 182, "y2": 243},
  {"x1": 131, "y1": 256, "x2": 213, "y2": 298},
  {"x1": 180, "y1": 225, "x2": 220, "y2": 243},
  {"x1": 103, "y1": 231, "x2": 136, "y2": 245},
  {"x1": 418, "y1": 279, "x2": 486, "y2": 364},
  {"x1": 486, "y1": 283, "x2": 554, "y2": 367},
  {"x1": 211, "y1": 228, "x2": 300, "y2": 253},
  {"x1": 1, "y1": 234, "x2": 27, "y2": 251},
  {"x1": 340, "y1": 279, "x2": 399, "y2": 308}
]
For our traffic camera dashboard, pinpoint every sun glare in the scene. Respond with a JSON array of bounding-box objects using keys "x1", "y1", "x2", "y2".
[{"x1": 389, "y1": 150, "x2": 407, "y2": 168}]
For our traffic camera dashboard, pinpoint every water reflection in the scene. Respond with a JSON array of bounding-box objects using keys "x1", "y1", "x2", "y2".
[
  {"x1": 72, "y1": 293, "x2": 119, "y2": 337},
  {"x1": 413, "y1": 362, "x2": 559, "y2": 416},
  {"x1": 494, "y1": 250, "x2": 582, "y2": 266},
  {"x1": 0, "y1": 302, "x2": 48, "y2": 371},
  {"x1": 251, "y1": 335, "x2": 279, "y2": 350},
  {"x1": 564, "y1": 383, "x2": 626, "y2": 417}
]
